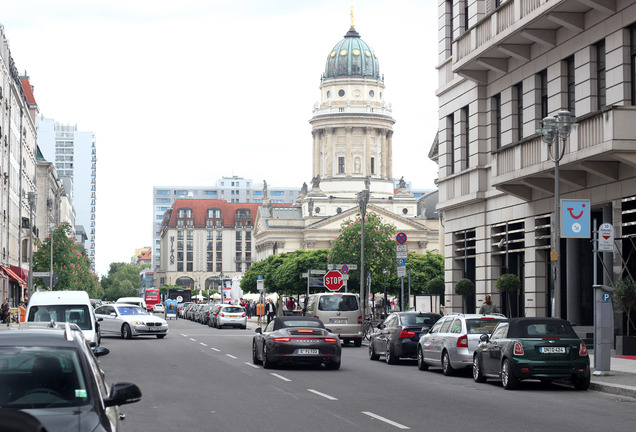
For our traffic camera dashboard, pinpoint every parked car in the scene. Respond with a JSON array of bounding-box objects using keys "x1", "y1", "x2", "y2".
[
  {"x1": 417, "y1": 313, "x2": 505, "y2": 375},
  {"x1": 193, "y1": 304, "x2": 209, "y2": 324},
  {"x1": 472, "y1": 317, "x2": 590, "y2": 390},
  {"x1": 0, "y1": 322, "x2": 142, "y2": 431},
  {"x1": 369, "y1": 312, "x2": 441, "y2": 364},
  {"x1": 95, "y1": 304, "x2": 168, "y2": 339},
  {"x1": 208, "y1": 304, "x2": 223, "y2": 327},
  {"x1": 152, "y1": 303, "x2": 165, "y2": 313},
  {"x1": 178, "y1": 302, "x2": 192, "y2": 318},
  {"x1": 185, "y1": 304, "x2": 198, "y2": 321},
  {"x1": 215, "y1": 305, "x2": 247, "y2": 329},
  {"x1": 252, "y1": 316, "x2": 341, "y2": 369}
]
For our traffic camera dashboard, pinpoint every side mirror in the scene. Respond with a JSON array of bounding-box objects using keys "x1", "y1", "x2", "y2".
[
  {"x1": 377, "y1": 323, "x2": 384, "y2": 330},
  {"x1": 104, "y1": 382, "x2": 142, "y2": 407},
  {"x1": 254, "y1": 328, "x2": 262, "y2": 334},
  {"x1": 420, "y1": 326, "x2": 431, "y2": 334},
  {"x1": 109, "y1": 313, "x2": 116, "y2": 317},
  {"x1": 93, "y1": 346, "x2": 110, "y2": 357},
  {"x1": 480, "y1": 334, "x2": 490, "y2": 343},
  {"x1": 97, "y1": 317, "x2": 104, "y2": 322}
]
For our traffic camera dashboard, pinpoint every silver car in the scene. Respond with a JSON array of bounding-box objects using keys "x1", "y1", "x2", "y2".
[
  {"x1": 417, "y1": 313, "x2": 504, "y2": 375},
  {"x1": 216, "y1": 305, "x2": 247, "y2": 329},
  {"x1": 95, "y1": 304, "x2": 169, "y2": 339}
]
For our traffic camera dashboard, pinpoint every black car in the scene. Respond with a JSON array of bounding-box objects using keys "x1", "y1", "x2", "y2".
[
  {"x1": 473, "y1": 317, "x2": 590, "y2": 390},
  {"x1": 369, "y1": 312, "x2": 441, "y2": 364},
  {"x1": 252, "y1": 316, "x2": 342, "y2": 369},
  {"x1": 0, "y1": 322, "x2": 142, "y2": 431}
]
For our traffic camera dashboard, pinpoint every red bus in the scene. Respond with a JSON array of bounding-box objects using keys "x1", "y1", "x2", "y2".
[{"x1": 144, "y1": 289, "x2": 161, "y2": 311}]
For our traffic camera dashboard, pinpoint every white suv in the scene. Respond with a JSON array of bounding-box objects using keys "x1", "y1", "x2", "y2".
[{"x1": 417, "y1": 313, "x2": 505, "y2": 375}]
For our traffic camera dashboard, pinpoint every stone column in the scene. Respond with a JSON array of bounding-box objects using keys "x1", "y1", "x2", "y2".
[
  {"x1": 326, "y1": 128, "x2": 334, "y2": 177},
  {"x1": 387, "y1": 130, "x2": 393, "y2": 180},
  {"x1": 365, "y1": 127, "x2": 372, "y2": 176},
  {"x1": 312, "y1": 130, "x2": 320, "y2": 177},
  {"x1": 345, "y1": 126, "x2": 353, "y2": 176},
  {"x1": 380, "y1": 129, "x2": 387, "y2": 179}
]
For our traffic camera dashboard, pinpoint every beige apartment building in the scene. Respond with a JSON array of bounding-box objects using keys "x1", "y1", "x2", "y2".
[{"x1": 434, "y1": 0, "x2": 636, "y2": 325}]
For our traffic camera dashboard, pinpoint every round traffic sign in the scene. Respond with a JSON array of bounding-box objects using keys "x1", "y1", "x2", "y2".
[
  {"x1": 341, "y1": 264, "x2": 349, "y2": 274},
  {"x1": 323, "y1": 270, "x2": 344, "y2": 291},
  {"x1": 176, "y1": 296, "x2": 183, "y2": 303},
  {"x1": 396, "y1": 232, "x2": 407, "y2": 244}
]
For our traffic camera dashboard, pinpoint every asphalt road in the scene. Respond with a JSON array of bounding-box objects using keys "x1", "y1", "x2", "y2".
[{"x1": 98, "y1": 315, "x2": 636, "y2": 431}]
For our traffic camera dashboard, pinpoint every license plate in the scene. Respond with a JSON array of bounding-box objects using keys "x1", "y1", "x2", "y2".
[
  {"x1": 539, "y1": 346, "x2": 566, "y2": 354},
  {"x1": 229, "y1": 315, "x2": 238, "y2": 319},
  {"x1": 148, "y1": 327, "x2": 158, "y2": 331},
  {"x1": 297, "y1": 349, "x2": 319, "y2": 355},
  {"x1": 330, "y1": 318, "x2": 346, "y2": 324}
]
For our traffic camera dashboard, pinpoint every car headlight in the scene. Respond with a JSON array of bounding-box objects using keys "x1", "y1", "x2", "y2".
[{"x1": 131, "y1": 321, "x2": 145, "y2": 325}]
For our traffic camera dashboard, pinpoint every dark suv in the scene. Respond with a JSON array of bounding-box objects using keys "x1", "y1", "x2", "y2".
[{"x1": 0, "y1": 322, "x2": 142, "y2": 431}]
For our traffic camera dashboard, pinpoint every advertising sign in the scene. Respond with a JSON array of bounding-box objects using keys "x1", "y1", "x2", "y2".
[{"x1": 561, "y1": 199, "x2": 590, "y2": 238}]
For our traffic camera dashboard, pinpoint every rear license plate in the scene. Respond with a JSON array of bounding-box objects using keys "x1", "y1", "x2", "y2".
[
  {"x1": 330, "y1": 318, "x2": 346, "y2": 324},
  {"x1": 539, "y1": 346, "x2": 566, "y2": 354},
  {"x1": 229, "y1": 315, "x2": 238, "y2": 318},
  {"x1": 297, "y1": 349, "x2": 319, "y2": 355}
]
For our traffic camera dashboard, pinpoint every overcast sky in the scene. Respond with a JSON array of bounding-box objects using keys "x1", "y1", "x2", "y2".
[{"x1": 1, "y1": 0, "x2": 439, "y2": 276}]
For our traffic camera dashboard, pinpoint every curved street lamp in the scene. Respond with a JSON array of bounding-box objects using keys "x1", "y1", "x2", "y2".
[{"x1": 537, "y1": 109, "x2": 576, "y2": 318}]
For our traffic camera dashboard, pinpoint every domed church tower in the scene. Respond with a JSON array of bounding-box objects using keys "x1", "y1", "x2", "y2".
[{"x1": 309, "y1": 20, "x2": 395, "y2": 198}]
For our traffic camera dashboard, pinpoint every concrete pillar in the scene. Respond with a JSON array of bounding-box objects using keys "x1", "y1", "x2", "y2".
[
  {"x1": 326, "y1": 128, "x2": 333, "y2": 177},
  {"x1": 566, "y1": 238, "x2": 581, "y2": 325},
  {"x1": 345, "y1": 126, "x2": 353, "y2": 176}
]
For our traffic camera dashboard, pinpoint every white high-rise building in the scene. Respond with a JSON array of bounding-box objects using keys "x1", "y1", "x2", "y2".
[{"x1": 37, "y1": 116, "x2": 96, "y2": 271}]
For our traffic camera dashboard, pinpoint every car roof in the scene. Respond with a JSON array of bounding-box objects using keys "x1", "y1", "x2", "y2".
[{"x1": 0, "y1": 325, "x2": 82, "y2": 348}]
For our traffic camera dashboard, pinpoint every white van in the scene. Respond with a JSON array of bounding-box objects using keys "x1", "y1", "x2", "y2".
[
  {"x1": 115, "y1": 297, "x2": 147, "y2": 310},
  {"x1": 305, "y1": 293, "x2": 363, "y2": 346},
  {"x1": 27, "y1": 290, "x2": 100, "y2": 346}
]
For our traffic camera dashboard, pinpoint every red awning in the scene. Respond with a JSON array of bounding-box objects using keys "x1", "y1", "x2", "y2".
[{"x1": 1, "y1": 266, "x2": 26, "y2": 288}]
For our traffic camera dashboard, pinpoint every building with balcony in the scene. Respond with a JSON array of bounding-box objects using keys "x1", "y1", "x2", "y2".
[
  {"x1": 433, "y1": 0, "x2": 636, "y2": 323},
  {"x1": 155, "y1": 199, "x2": 262, "y2": 292}
]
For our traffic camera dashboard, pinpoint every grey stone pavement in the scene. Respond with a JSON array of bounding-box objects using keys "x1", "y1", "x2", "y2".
[{"x1": 245, "y1": 316, "x2": 636, "y2": 398}]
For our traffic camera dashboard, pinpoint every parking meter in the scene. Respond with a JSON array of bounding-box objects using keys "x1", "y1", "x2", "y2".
[{"x1": 592, "y1": 284, "x2": 614, "y2": 374}]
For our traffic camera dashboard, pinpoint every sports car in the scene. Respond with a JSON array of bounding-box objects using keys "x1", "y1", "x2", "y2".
[{"x1": 252, "y1": 317, "x2": 341, "y2": 369}]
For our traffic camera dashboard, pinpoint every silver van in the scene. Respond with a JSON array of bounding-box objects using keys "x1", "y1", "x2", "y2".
[{"x1": 305, "y1": 293, "x2": 363, "y2": 346}]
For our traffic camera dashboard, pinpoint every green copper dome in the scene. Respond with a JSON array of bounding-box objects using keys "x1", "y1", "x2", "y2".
[{"x1": 323, "y1": 27, "x2": 380, "y2": 80}]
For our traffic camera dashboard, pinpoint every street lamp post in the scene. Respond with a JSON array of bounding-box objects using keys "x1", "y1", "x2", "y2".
[
  {"x1": 49, "y1": 224, "x2": 55, "y2": 290},
  {"x1": 357, "y1": 189, "x2": 370, "y2": 319},
  {"x1": 27, "y1": 192, "x2": 36, "y2": 299},
  {"x1": 218, "y1": 271, "x2": 225, "y2": 304},
  {"x1": 537, "y1": 109, "x2": 576, "y2": 318}
]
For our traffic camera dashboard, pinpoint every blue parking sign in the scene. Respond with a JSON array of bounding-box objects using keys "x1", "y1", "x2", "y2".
[{"x1": 561, "y1": 199, "x2": 590, "y2": 238}]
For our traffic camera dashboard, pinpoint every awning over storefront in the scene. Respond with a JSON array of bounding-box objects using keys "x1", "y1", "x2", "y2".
[{"x1": 1, "y1": 266, "x2": 26, "y2": 288}]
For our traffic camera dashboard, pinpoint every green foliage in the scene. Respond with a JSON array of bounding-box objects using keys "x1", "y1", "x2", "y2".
[
  {"x1": 406, "y1": 252, "x2": 444, "y2": 292},
  {"x1": 454, "y1": 278, "x2": 475, "y2": 296},
  {"x1": 241, "y1": 254, "x2": 287, "y2": 293},
  {"x1": 329, "y1": 211, "x2": 396, "y2": 292},
  {"x1": 33, "y1": 222, "x2": 102, "y2": 298},
  {"x1": 426, "y1": 277, "x2": 445, "y2": 296},
  {"x1": 99, "y1": 263, "x2": 141, "y2": 301},
  {"x1": 614, "y1": 277, "x2": 636, "y2": 336},
  {"x1": 496, "y1": 274, "x2": 521, "y2": 293},
  {"x1": 159, "y1": 285, "x2": 181, "y2": 297}
]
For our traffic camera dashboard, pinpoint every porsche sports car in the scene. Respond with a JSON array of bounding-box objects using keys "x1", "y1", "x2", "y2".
[
  {"x1": 95, "y1": 304, "x2": 169, "y2": 339},
  {"x1": 252, "y1": 317, "x2": 341, "y2": 369}
]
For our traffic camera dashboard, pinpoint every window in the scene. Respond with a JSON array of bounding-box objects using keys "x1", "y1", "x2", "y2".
[
  {"x1": 187, "y1": 252, "x2": 193, "y2": 261},
  {"x1": 462, "y1": 106, "x2": 469, "y2": 170},
  {"x1": 207, "y1": 252, "x2": 214, "y2": 261},
  {"x1": 186, "y1": 263, "x2": 193, "y2": 272},
  {"x1": 338, "y1": 157, "x2": 345, "y2": 174},
  {"x1": 596, "y1": 40, "x2": 606, "y2": 110},
  {"x1": 447, "y1": 114, "x2": 455, "y2": 175},
  {"x1": 177, "y1": 208, "x2": 192, "y2": 218},
  {"x1": 157, "y1": 190, "x2": 170, "y2": 195},
  {"x1": 216, "y1": 241, "x2": 222, "y2": 251},
  {"x1": 245, "y1": 252, "x2": 251, "y2": 263},
  {"x1": 246, "y1": 232, "x2": 251, "y2": 241},
  {"x1": 236, "y1": 263, "x2": 242, "y2": 272},
  {"x1": 514, "y1": 82, "x2": 523, "y2": 140},
  {"x1": 216, "y1": 252, "x2": 222, "y2": 261},
  {"x1": 207, "y1": 231, "x2": 214, "y2": 240},
  {"x1": 207, "y1": 263, "x2": 214, "y2": 271},
  {"x1": 236, "y1": 252, "x2": 242, "y2": 261},
  {"x1": 203, "y1": 190, "x2": 217, "y2": 195},
  {"x1": 371, "y1": 157, "x2": 375, "y2": 174},
  {"x1": 216, "y1": 231, "x2": 222, "y2": 240},
  {"x1": 236, "y1": 231, "x2": 242, "y2": 240},
  {"x1": 177, "y1": 252, "x2": 184, "y2": 261},
  {"x1": 174, "y1": 190, "x2": 188, "y2": 196},
  {"x1": 187, "y1": 241, "x2": 193, "y2": 251},
  {"x1": 539, "y1": 69, "x2": 548, "y2": 119},
  {"x1": 177, "y1": 263, "x2": 183, "y2": 271},
  {"x1": 236, "y1": 243, "x2": 242, "y2": 252},
  {"x1": 187, "y1": 231, "x2": 193, "y2": 240},
  {"x1": 207, "y1": 241, "x2": 214, "y2": 251},
  {"x1": 177, "y1": 231, "x2": 184, "y2": 240},
  {"x1": 492, "y1": 94, "x2": 501, "y2": 149},
  {"x1": 177, "y1": 241, "x2": 183, "y2": 251},
  {"x1": 566, "y1": 56, "x2": 575, "y2": 113},
  {"x1": 208, "y1": 208, "x2": 221, "y2": 218}
]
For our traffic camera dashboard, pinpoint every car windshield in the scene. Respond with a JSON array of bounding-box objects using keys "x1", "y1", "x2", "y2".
[
  {"x1": 0, "y1": 346, "x2": 89, "y2": 409},
  {"x1": 318, "y1": 296, "x2": 358, "y2": 312},
  {"x1": 27, "y1": 305, "x2": 93, "y2": 331},
  {"x1": 223, "y1": 307, "x2": 243, "y2": 313},
  {"x1": 518, "y1": 321, "x2": 578, "y2": 338},
  {"x1": 466, "y1": 318, "x2": 503, "y2": 334},
  {"x1": 117, "y1": 306, "x2": 149, "y2": 316},
  {"x1": 401, "y1": 315, "x2": 439, "y2": 326}
]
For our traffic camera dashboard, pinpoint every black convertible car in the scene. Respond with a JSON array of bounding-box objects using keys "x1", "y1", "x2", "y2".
[{"x1": 252, "y1": 317, "x2": 342, "y2": 369}]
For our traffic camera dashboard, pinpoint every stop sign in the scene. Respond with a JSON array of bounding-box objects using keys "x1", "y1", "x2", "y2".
[{"x1": 323, "y1": 270, "x2": 344, "y2": 291}]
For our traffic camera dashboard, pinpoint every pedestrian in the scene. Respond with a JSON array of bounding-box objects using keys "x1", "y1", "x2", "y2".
[
  {"x1": 265, "y1": 298, "x2": 276, "y2": 324},
  {"x1": 286, "y1": 297, "x2": 295, "y2": 311},
  {"x1": 479, "y1": 295, "x2": 500, "y2": 314},
  {"x1": 1, "y1": 298, "x2": 9, "y2": 323},
  {"x1": 240, "y1": 298, "x2": 246, "y2": 308},
  {"x1": 245, "y1": 300, "x2": 252, "y2": 319}
]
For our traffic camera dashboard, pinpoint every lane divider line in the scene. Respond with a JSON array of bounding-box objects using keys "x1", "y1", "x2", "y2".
[
  {"x1": 362, "y1": 412, "x2": 410, "y2": 430},
  {"x1": 245, "y1": 362, "x2": 260, "y2": 369},
  {"x1": 226, "y1": 354, "x2": 238, "y2": 359},
  {"x1": 200, "y1": 342, "x2": 208, "y2": 347},
  {"x1": 307, "y1": 389, "x2": 338, "y2": 400},
  {"x1": 189, "y1": 338, "x2": 196, "y2": 342},
  {"x1": 211, "y1": 348, "x2": 220, "y2": 352},
  {"x1": 270, "y1": 373, "x2": 291, "y2": 382}
]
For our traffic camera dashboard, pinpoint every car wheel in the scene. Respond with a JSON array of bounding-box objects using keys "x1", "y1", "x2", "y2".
[
  {"x1": 572, "y1": 369, "x2": 590, "y2": 391},
  {"x1": 502, "y1": 358, "x2": 518, "y2": 390},
  {"x1": 326, "y1": 360, "x2": 341, "y2": 370},
  {"x1": 417, "y1": 346, "x2": 429, "y2": 371},
  {"x1": 157, "y1": 334, "x2": 166, "y2": 339},
  {"x1": 207, "y1": 319, "x2": 213, "y2": 327},
  {"x1": 442, "y1": 351, "x2": 454, "y2": 376},
  {"x1": 353, "y1": 338, "x2": 362, "y2": 347},
  {"x1": 369, "y1": 342, "x2": 380, "y2": 361},
  {"x1": 121, "y1": 323, "x2": 132, "y2": 340},
  {"x1": 242, "y1": 326, "x2": 247, "y2": 330},
  {"x1": 473, "y1": 355, "x2": 486, "y2": 383},
  {"x1": 252, "y1": 342, "x2": 263, "y2": 365},
  {"x1": 385, "y1": 345, "x2": 398, "y2": 365},
  {"x1": 262, "y1": 345, "x2": 275, "y2": 369}
]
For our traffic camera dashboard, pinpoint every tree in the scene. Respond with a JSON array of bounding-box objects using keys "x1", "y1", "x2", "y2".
[
  {"x1": 33, "y1": 222, "x2": 102, "y2": 298},
  {"x1": 406, "y1": 252, "x2": 444, "y2": 292},
  {"x1": 614, "y1": 277, "x2": 636, "y2": 336},
  {"x1": 272, "y1": 249, "x2": 329, "y2": 296},
  {"x1": 496, "y1": 273, "x2": 521, "y2": 317},
  {"x1": 100, "y1": 264, "x2": 140, "y2": 301},
  {"x1": 329, "y1": 211, "x2": 396, "y2": 293},
  {"x1": 241, "y1": 254, "x2": 287, "y2": 293},
  {"x1": 454, "y1": 278, "x2": 475, "y2": 313},
  {"x1": 426, "y1": 278, "x2": 445, "y2": 296}
]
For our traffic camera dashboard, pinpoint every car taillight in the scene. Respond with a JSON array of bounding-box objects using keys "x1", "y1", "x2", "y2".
[
  {"x1": 514, "y1": 341, "x2": 524, "y2": 355},
  {"x1": 358, "y1": 315, "x2": 363, "y2": 324},
  {"x1": 241, "y1": 313, "x2": 245, "y2": 318},
  {"x1": 579, "y1": 342, "x2": 588, "y2": 356},
  {"x1": 273, "y1": 337, "x2": 290, "y2": 342},
  {"x1": 456, "y1": 334, "x2": 468, "y2": 348},
  {"x1": 220, "y1": 313, "x2": 225, "y2": 317},
  {"x1": 324, "y1": 338, "x2": 338, "y2": 343},
  {"x1": 399, "y1": 329, "x2": 416, "y2": 339}
]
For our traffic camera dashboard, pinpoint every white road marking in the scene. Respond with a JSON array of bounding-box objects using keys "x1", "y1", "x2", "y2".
[
  {"x1": 245, "y1": 362, "x2": 259, "y2": 369},
  {"x1": 180, "y1": 334, "x2": 187, "y2": 337},
  {"x1": 200, "y1": 342, "x2": 207, "y2": 347},
  {"x1": 189, "y1": 338, "x2": 196, "y2": 342},
  {"x1": 270, "y1": 373, "x2": 292, "y2": 382},
  {"x1": 211, "y1": 348, "x2": 220, "y2": 352},
  {"x1": 362, "y1": 412, "x2": 410, "y2": 430},
  {"x1": 307, "y1": 389, "x2": 338, "y2": 400},
  {"x1": 226, "y1": 354, "x2": 237, "y2": 359}
]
